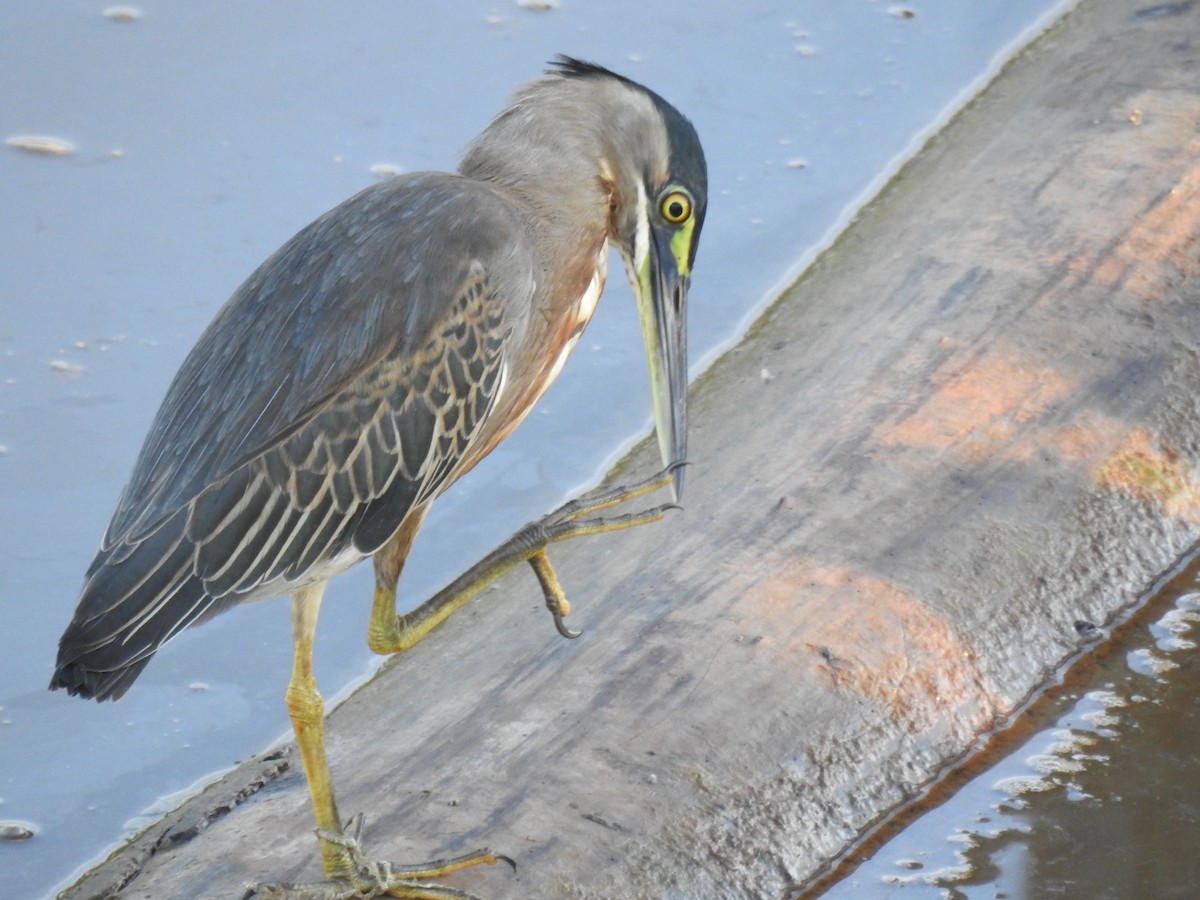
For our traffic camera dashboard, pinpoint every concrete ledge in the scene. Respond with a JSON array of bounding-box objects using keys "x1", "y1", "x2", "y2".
[{"x1": 65, "y1": 0, "x2": 1200, "y2": 896}]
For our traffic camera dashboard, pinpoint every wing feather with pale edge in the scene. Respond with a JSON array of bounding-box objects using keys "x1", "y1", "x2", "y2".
[{"x1": 52, "y1": 173, "x2": 531, "y2": 700}]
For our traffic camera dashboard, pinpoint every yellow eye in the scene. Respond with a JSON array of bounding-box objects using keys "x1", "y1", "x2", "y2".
[{"x1": 659, "y1": 189, "x2": 692, "y2": 224}]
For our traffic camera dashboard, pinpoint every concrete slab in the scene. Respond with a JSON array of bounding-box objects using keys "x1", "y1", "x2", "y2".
[{"x1": 63, "y1": 0, "x2": 1200, "y2": 896}]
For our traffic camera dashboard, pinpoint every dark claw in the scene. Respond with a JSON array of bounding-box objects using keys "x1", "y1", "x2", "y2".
[
  {"x1": 497, "y1": 853, "x2": 518, "y2": 872},
  {"x1": 553, "y1": 612, "x2": 582, "y2": 639}
]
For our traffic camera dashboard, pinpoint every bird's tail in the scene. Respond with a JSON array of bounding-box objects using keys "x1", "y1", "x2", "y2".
[
  {"x1": 50, "y1": 508, "x2": 213, "y2": 702},
  {"x1": 51, "y1": 653, "x2": 155, "y2": 703}
]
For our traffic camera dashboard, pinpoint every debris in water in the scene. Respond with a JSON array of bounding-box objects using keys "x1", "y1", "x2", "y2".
[
  {"x1": 0, "y1": 822, "x2": 34, "y2": 842},
  {"x1": 6, "y1": 135, "x2": 75, "y2": 156},
  {"x1": 49, "y1": 359, "x2": 86, "y2": 377},
  {"x1": 102, "y1": 5, "x2": 143, "y2": 20}
]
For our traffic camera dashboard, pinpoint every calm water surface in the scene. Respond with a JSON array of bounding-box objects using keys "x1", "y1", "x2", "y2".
[{"x1": 1, "y1": 2, "x2": 1070, "y2": 896}]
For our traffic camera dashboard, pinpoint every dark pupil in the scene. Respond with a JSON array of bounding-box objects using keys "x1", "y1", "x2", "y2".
[{"x1": 668, "y1": 200, "x2": 685, "y2": 219}]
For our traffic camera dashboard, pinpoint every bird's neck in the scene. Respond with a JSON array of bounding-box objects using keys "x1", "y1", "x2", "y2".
[
  {"x1": 456, "y1": 95, "x2": 617, "y2": 455},
  {"x1": 458, "y1": 86, "x2": 619, "y2": 246}
]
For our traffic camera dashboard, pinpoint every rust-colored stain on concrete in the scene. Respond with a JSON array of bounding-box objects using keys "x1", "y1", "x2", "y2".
[
  {"x1": 1096, "y1": 426, "x2": 1200, "y2": 521},
  {"x1": 745, "y1": 559, "x2": 1003, "y2": 734},
  {"x1": 876, "y1": 343, "x2": 1074, "y2": 463},
  {"x1": 1088, "y1": 162, "x2": 1200, "y2": 298},
  {"x1": 1044, "y1": 413, "x2": 1129, "y2": 466},
  {"x1": 1060, "y1": 91, "x2": 1200, "y2": 299}
]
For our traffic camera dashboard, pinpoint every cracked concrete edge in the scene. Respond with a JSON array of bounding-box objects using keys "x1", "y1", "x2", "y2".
[{"x1": 61, "y1": 749, "x2": 294, "y2": 900}]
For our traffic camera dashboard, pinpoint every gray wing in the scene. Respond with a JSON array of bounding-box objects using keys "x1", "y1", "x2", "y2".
[
  {"x1": 52, "y1": 173, "x2": 532, "y2": 700},
  {"x1": 109, "y1": 173, "x2": 527, "y2": 544}
]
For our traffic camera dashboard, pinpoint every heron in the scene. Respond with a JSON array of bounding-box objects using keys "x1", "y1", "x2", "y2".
[{"x1": 51, "y1": 57, "x2": 706, "y2": 899}]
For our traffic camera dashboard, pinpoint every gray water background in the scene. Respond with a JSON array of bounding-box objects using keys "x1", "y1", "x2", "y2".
[{"x1": 0, "y1": 2, "x2": 1070, "y2": 896}]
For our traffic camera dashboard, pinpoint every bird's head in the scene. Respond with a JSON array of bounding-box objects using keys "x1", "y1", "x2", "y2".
[
  {"x1": 548, "y1": 57, "x2": 707, "y2": 500},
  {"x1": 462, "y1": 58, "x2": 707, "y2": 500}
]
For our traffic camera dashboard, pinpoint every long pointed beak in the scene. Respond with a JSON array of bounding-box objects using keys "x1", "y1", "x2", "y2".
[{"x1": 634, "y1": 230, "x2": 689, "y2": 500}]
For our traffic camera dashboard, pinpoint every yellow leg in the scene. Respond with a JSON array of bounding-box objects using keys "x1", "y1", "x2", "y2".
[
  {"x1": 285, "y1": 582, "x2": 346, "y2": 878},
  {"x1": 368, "y1": 463, "x2": 681, "y2": 655},
  {"x1": 528, "y1": 549, "x2": 579, "y2": 638},
  {"x1": 252, "y1": 464, "x2": 680, "y2": 899},
  {"x1": 256, "y1": 580, "x2": 506, "y2": 900}
]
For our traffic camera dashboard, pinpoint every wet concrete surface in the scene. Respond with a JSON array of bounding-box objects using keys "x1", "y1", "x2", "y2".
[{"x1": 53, "y1": 0, "x2": 1200, "y2": 896}]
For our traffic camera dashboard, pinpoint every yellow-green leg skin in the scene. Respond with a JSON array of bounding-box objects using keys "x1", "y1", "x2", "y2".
[
  {"x1": 528, "y1": 550, "x2": 580, "y2": 639},
  {"x1": 369, "y1": 464, "x2": 682, "y2": 653},
  {"x1": 286, "y1": 582, "x2": 346, "y2": 878},
  {"x1": 248, "y1": 581, "x2": 505, "y2": 900},
  {"x1": 251, "y1": 464, "x2": 682, "y2": 899}
]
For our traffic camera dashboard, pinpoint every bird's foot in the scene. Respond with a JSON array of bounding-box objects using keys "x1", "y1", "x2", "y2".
[
  {"x1": 368, "y1": 462, "x2": 686, "y2": 655},
  {"x1": 518, "y1": 462, "x2": 685, "y2": 638},
  {"x1": 244, "y1": 814, "x2": 512, "y2": 900},
  {"x1": 534, "y1": 461, "x2": 686, "y2": 542}
]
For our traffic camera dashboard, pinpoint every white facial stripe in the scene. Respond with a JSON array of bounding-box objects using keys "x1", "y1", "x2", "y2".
[{"x1": 633, "y1": 181, "x2": 650, "y2": 276}]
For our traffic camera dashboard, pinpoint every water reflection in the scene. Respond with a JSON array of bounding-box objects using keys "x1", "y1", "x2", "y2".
[{"x1": 817, "y1": 556, "x2": 1200, "y2": 899}]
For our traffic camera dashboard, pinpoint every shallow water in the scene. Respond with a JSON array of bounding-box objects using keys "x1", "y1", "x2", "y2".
[
  {"x1": 813, "y1": 549, "x2": 1200, "y2": 899},
  {"x1": 0, "y1": 2, "x2": 1070, "y2": 897}
]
